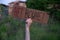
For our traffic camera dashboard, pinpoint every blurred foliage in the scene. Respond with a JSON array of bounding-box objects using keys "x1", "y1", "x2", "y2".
[
  {"x1": 0, "y1": 4, "x2": 8, "y2": 16},
  {"x1": 0, "y1": 16, "x2": 24, "y2": 40},
  {"x1": 27, "y1": 0, "x2": 60, "y2": 21},
  {"x1": 0, "y1": 15, "x2": 60, "y2": 40},
  {"x1": 0, "y1": 1, "x2": 60, "y2": 40}
]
